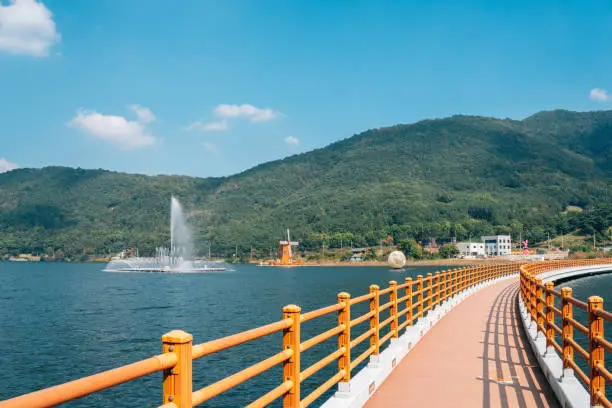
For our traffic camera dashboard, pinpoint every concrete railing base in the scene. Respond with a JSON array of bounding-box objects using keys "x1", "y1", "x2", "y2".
[{"x1": 321, "y1": 273, "x2": 517, "y2": 408}]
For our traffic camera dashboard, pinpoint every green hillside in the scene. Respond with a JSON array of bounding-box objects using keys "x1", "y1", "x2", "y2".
[{"x1": 1, "y1": 109, "x2": 611, "y2": 258}]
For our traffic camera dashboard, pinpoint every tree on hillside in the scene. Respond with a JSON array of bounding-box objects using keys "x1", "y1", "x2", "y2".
[{"x1": 397, "y1": 239, "x2": 423, "y2": 260}]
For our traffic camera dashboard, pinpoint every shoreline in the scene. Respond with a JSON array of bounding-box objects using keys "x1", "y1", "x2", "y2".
[{"x1": 253, "y1": 258, "x2": 513, "y2": 268}]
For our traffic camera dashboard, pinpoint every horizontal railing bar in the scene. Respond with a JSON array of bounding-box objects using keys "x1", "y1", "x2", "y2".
[
  {"x1": 301, "y1": 304, "x2": 344, "y2": 323},
  {"x1": 412, "y1": 310, "x2": 424, "y2": 320},
  {"x1": 301, "y1": 324, "x2": 345, "y2": 352},
  {"x1": 246, "y1": 380, "x2": 293, "y2": 408},
  {"x1": 397, "y1": 307, "x2": 408, "y2": 318},
  {"x1": 596, "y1": 392, "x2": 612, "y2": 408},
  {"x1": 192, "y1": 349, "x2": 292, "y2": 406},
  {"x1": 379, "y1": 287, "x2": 393, "y2": 295},
  {"x1": 158, "y1": 403, "x2": 178, "y2": 408},
  {"x1": 300, "y1": 348, "x2": 344, "y2": 382},
  {"x1": 300, "y1": 370, "x2": 346, "y2": 408},
  {"x1": 350, "y1": 310, "x2": 375, "y2": 328},
  {"x1": 411, "y1": 299, "x2": 425, "y2": 309},
  {"x1": 379, "y1": 300, "x2": 394, "y2": 312},
  {"x1": 596, "y1": 364, "x2": 612, "y2": 384},
  {"x1": 567, "y1": 337, "x2": 589, "y2": 361},
  {"x1": 192, "y1": 318, "x2": 292, "y2": 359},
  {"x1": 550, "y1": 322, "x2": 562, "y2": 336},
  {"x1": 350, "y1": 328, "x2": 375, "y2": 349},
  {"x1": 594, "y1": 308, "x2": 612, "y2": 323},
  {"x1": 551, "y1": 305, "x2": 562, "y2": 316},
  {"x1": 398, "y1": 317, "x2": 413, "y2": 331},
  {"x1": 567, "y1": 297, "x2": 588, "y2": 310},
  {"x1": 349, "y1": 292, "x2": 375, "y2": 305},
  {"x1": 397, "y1": 294, "x2": 410, "y2": 303},
  {"x1": 551, "y1": 339, "x2": 563, "y2": 356},
  {"x1": 380, "y1": 315, "x2": 394, "y2": 329},
  {"x1": 396, "y1": 281, "x2": 411, "y2": 290},
  {"x1": 0, "y1": 353, "x2": 178, "y2": 408},
  {"x1": 379, "y1": 330, "x2": 395, "y2": 346},
  {"x1": 565, "y1": 317, "x2": 589, "y2": 336},
  {"x1": 350, "y1": 345, "x2": 375, "y2": 371},
  {"x1": 594, "y1": 336, "x2": 612, "y2": 354}
]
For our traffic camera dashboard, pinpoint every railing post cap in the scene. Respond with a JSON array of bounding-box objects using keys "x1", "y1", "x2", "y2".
[
  {"x1": 283, "y1": 304, "x2": 301, "y2": 313},
  {"x1": 405, "y1": 277, "x2": 413, "y2": 282},
  {"x1": 162, "y1": 330, "x2": 193, "y2": 344},
  {"x1": 561, "y1": 287, "x2": 572, "y2": 295},
  {"x1": 588, "y1": 296, "x2": 604, "y2": 304},
  {"x1": 545, "y1": 281, "x2": 554, "y2": 288},
  {"x1": 337, "y1": 292, "x2": 351, "y2": 299},
  {"x1": 389, "y1": 280, "x2": 397, "y2": 286}
]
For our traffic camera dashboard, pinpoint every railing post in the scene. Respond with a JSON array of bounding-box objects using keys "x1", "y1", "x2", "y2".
[
  {"x1": 337, "y1": 293, "x2": 351, "y2": 386},
  {"x1": 441, "y1": 271, "x2": 447, "y2": 303},
  {"x1": 416, "y1": 275, "x2": 425, "y2": 318},
  {"x1": 544, "y1": 282, "x2": 555, "y2": 353},
  {"x1": 435, "y1": 272, "x2": 441, "y2": 306},
  {"x1": 588, "y1": 296, "x2": 605, "y2": 407},
  {"x1": 425, "y1": 273, "x2": 432, "y2": 312},
  {"x1": 561, "y1": 287, "x2": 574, "y2": 373},
  {"x1": 405, "y1": 277, "x2": 413, "y2": 327},
  {"x1": 390, "y1": 281, "x2": 398, "y2": 338},
  {"x1": 536, "y1": 278, "x2": 544, "y2": 337},
  {"x1": 530, "y1": 274, "x2": 537, "y2": 321},
  {"x1": 369, "y1": 285, "x2": 380, "y2": 365},
  {"x1": 162, "y1": 330, "x2": 193, "y2": 408},
  {"x1": 283, "y1": 305, "x2": 301, "y2": 408}
]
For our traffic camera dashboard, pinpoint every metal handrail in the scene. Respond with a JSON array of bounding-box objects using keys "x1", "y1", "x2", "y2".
[{"x1": 520, "y1": 258, "x2": 612, "y2": 407}]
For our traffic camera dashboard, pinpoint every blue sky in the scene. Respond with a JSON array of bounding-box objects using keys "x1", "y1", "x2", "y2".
[{"x1": 1, "y1": 0, "x2": 612, "y2": 177}]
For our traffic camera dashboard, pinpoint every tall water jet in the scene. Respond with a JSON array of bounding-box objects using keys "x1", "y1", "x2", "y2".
[
  {"x1": 170, "y1": 196, "x2": 193, "y2": 260},
  {"x1": 103, "y1": 196, "x2": 231, "y2": 272}
]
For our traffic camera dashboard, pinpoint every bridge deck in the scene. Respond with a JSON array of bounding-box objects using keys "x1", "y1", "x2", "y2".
[{"x1": 366, "y1": 280, "x2": 560, "y2": 408}]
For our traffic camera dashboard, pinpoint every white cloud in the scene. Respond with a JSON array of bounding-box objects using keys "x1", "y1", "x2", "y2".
[
  {"x1": 214, "y1": 104, "x2": 277, "y2": 122},
  {"x1": 0, "y1": 158, "x2": 18, "y2": 173},
  {"x1": 68, "y1": 108, "x2": 156, "y2": 150},
  {"x1": 0, "y1": 0, "x2": 60, "y2": 57},
  {"x1": 129, "y1": 104, "x2": 156, "y2": 124},
  {"x1": 203, "y1": 142, "x2": 218, "y2": 152},
  {"x1": 284, "y1": 136, "x2": 299, "y2": 145},
  {"x1": 187, "y1": 120, "x2": 229, "y2": 132},
  {"x1": 590, "y1": 88, "x2": 610, "y2": 102}
]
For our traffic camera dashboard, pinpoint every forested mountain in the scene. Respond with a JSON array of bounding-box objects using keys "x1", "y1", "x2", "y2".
[{"x1": 1, "y1": 109, "x2": 611, "y2": 258}]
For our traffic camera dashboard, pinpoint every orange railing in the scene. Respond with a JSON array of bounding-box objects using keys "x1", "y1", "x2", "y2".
[
  {"x1": 1, "y1": 263, "x2": 520, "y2": 408},
  {"x1": 520, "y1": 258, "x2": 612, "y2": 408}
]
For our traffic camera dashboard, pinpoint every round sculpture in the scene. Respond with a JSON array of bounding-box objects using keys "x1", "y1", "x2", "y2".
[{"x1": 388, "y1": 250, "x2": 407, "y2": 269}]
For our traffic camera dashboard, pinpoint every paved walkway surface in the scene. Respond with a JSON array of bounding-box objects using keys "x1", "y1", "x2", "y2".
[{"x1": 366, "y1": 280, "x2": 560, "y2": 408}]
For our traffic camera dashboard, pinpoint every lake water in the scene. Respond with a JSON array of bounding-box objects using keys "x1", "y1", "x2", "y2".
[
  {"x1": 0, "y1": 262, "x2": 446, "y2": 407},
  {"x1": 1, "y1": 262, "x2": 609, "y2": 407}
]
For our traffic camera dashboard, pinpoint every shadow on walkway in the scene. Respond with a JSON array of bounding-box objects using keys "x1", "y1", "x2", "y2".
[
  {"x1": 365, "y1": 280, "x2": 559, "y2": 407},
  {"x1": 479, "y1": 283, "x2": 559, "y2": 408}
]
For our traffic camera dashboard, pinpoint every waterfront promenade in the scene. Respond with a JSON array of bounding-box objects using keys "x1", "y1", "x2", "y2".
[{"x1": 366, "y1": 280, "x2": 559, "y2": 407}]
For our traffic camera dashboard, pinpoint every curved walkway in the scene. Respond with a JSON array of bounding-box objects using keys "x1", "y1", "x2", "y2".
[{"x1": 366, "y1": 280, "x2": 559, "y2": 408}]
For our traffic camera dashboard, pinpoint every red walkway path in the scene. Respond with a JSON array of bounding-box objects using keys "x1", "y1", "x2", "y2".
[{"x1": 366, "y1": 280, "x2": 559, "y2": 408}]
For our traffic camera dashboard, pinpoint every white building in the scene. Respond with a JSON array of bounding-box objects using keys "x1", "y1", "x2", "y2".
[
  {"x1": 456, "y1": 242, "x2": 486, "y2": 258},
  {"x1": 482, "y1": 235, "x2": 512, "y2": 256}
]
